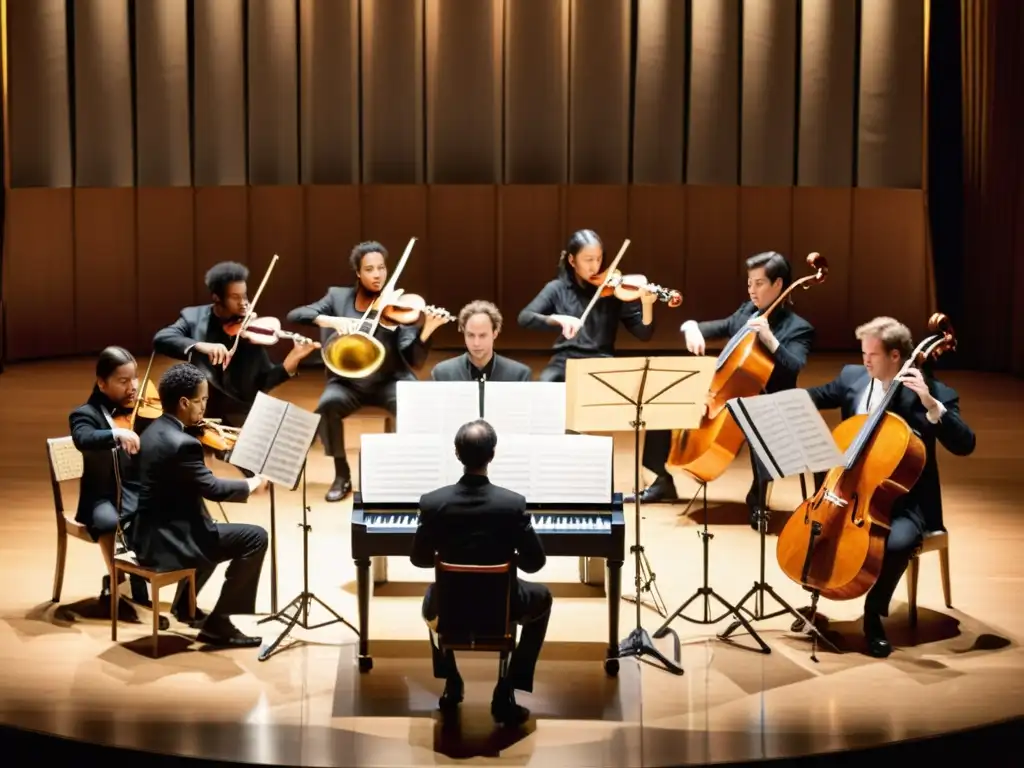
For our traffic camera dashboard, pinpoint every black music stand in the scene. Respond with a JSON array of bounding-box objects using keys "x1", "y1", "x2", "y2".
[{"x1": 565, "y1": 355, "x2": 715, "y2": 676}]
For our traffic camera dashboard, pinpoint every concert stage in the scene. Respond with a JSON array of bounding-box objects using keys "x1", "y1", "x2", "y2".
[{"x1": 0, "y1": 353, "x2": 1021, "y2": 766}]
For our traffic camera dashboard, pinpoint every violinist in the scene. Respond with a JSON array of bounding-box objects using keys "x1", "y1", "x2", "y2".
[
  {"x1": 793, "y1": 317, "x2": 976, "y2": 657},
  {"x1": 630, "y1": 251, "x2": 815, "y2": 507},
  {"x1": 430, "y1": 301, "x2": 532, "y2": 383},
  {"x1": 153, "y1": 261, "x2": 318, "y2": 430},
  {"x1": 517, "y1": 229, "x2": 657, "y2": 382},
  {"x1": 68, "y1": 347, "x2": 158, "y2": 622},
  {"x1": 286, "y1": 241, "x2": 450, "y2": 502}
]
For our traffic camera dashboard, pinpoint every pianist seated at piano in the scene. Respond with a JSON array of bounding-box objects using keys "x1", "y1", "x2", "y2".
[
  {"x1": 411, "y1": 419, "x2": 552, "y2": 726},
  {"x1": 429, "y1": 300, "x2": 532, "y2": 383}
]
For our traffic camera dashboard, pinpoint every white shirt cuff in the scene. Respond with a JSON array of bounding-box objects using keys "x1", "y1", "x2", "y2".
[
  {"x1": 765, "y1": 335, "x2": 781, "y2": 354},
  {"x1": 680, "y1": 320, "x2": 699, "y2": 334},
  {"x1": 926, "y1": 401, "x2": 947, "y2": 424}
]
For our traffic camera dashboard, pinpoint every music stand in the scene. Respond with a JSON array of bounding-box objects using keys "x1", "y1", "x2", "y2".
[
  {"x1": 566, "y1": 356, "x2": 714, "y2": 676},
  {"x1": 716, "y1": 391, "x2": 841, "y2": 660}
]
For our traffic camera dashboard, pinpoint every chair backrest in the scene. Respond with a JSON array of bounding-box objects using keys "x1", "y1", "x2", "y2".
[
  {"x1": 47, "y1": 437, "x2": 84, "y2": 517},
  {"x1": 434, "y1": 555, "x2": 515, "y2": 646}
]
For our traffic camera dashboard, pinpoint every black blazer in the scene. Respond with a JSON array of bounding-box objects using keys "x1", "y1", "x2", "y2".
[
  {"x1": 411, "y1": 474, "x2": 546, "y2": 574},
  {"x1": 133, "y1": 415, "x2": 252, "y2": 571},
  {"x1": 807, "y1": 364, "x2": 976, "y2": 532},
  {"x1": 430, "y1": 353, "x2": 532, "y2": 382},
  {"x1": 287, "y1": 286, "x2": 429, "y2": 382},
  {"x1": 699, "y1": 301, "x2": 815, "y2": 394},
  {"x1": 68, "y1": 391, "x2": 143, "y2": 529},
  {"x1": 153, "y1": 304, "x2": 292, "y2": 419}
]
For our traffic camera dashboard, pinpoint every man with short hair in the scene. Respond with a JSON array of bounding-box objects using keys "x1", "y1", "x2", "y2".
[
  {"x1": 154, "y1": 261, "x2": 317, "y2": 427},
  {"x1": 411, "y1": 419, "x2": 551, "y2": 726},
  {"x1": 132, "y1": 363, "x2": 271, "y2": 648},
  {"x1": 430, "y1": 300, "x2": 532, "y2": 382},
  {"x1": 797, "y1": 317, "x2": 975, "y2": 657}
]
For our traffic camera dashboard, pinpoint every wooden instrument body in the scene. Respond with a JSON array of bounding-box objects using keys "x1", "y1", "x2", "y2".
[
  {"x1": 666, "y1": 333, "x2": 775, "y2": 483},
  {"x1": 776, "y1": 411, "x2": 926, "y2": 601}
]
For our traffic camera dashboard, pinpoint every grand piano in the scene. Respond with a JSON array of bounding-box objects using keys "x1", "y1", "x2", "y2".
[{"x1": 351, "y1": 491, "x2": 626, "y2": 676}]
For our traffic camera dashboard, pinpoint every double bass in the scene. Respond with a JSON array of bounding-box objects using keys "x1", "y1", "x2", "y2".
[
  {"x1": 775, "y1": 313, "x2": 958, "y2": 601},
  {"x1": 666, "y1": 253, "x2": 828, "y2": 484}
]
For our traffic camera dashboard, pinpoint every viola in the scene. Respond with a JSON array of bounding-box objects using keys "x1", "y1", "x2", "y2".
[
  {"x1": 587, "y1": 269, "x2": 683, "y2": 308},
  {"x1": 666, "y1": 252, "x2": 828, "y2": 484},
  {"x1": 775, "y1": 313, "x2": 958, "y2": 601},
  {"x1": 223, "y1": 313, "x2": 318, "y2": 347},
  {"x1": 188, "y1": 419, "x2": 241, "y2": 453},
  {"x1": 111, "y1": 380, "x2": 162, "y2": 431},
  {"x1": 354, "y1": 287, "x2": 454, "y2": 328}
]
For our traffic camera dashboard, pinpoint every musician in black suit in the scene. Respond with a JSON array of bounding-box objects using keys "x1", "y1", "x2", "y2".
[
  {"x1": 411, "y1": 420, "x2": 551, "y2": 726},
  {"x1": 631, "y1": 251, "x2": 815, "y2": 508},
  {"x1": 133, "y1": 363, "x2": 271, "y2": 648},
  {"x1": 430, "y1": 300, "x2": 532, "y2": 382},
  {"x1": 517, "y1": 229, "x2": 657, "y2": 383},
  {"x1": 798, "y1": 317, "x2": 976, "y2": 657},
  {"x1": 69, "y1": 347, "x2": 153, "y2": 619},
  {"x1": 286, "y1": 241, "x2": 450, "y2": 502},
  {"x1": 153, "y1": 262, "x2": 317, "y2": 429}
]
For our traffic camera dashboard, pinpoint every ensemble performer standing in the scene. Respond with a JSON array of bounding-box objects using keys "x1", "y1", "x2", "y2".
[
  {"x1": 430, "y1": 300, "x2": 532, "y2": 382},
  {"x1": 69, "y1": 347, "x2": 155, "y2": 619},
  {"x1": 286, "y1": 241, "x2": 449, "y2": 502},
  {"x1": 630, "y1": 251, "x2": 815, "y2": 508},
  {"x1": 796, "y1": 317, "x2": 976, "y2": 657},
  {"x1": 153, "y1": 262, "x2": 318, "y2": 429},
  {"x1": 517, "y1": 229, "x2": 657, "y2": 382}
]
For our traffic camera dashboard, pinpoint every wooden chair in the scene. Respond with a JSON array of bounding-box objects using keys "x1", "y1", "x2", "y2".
[
  {"x1": 906, "y1": 530, "x2": 952, "y2": 627},
  {"x1": 47, "y1": 437, "x2": 111, "y2": 603},
  {"x1": 429, "y1": 555, "x2": 517, "y2": 680},
  {"x1": 111, "y1": 552, "x2": 196, "y2": 658}
]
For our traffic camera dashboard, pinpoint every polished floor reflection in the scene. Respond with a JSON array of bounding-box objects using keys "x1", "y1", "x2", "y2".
[{"x1": 0, "y1": 355, "x2": 1022, "y2": 766}]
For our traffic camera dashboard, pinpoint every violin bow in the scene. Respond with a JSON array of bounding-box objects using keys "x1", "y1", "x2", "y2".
[
  {"x1": 224, "y1": 254, "x2": 280, "y2": 367},
  {"x1": 360, "y1": 238, "x2": 417, "y2": 334},
  {"x1": 577, "y1": 239, "x2": 631, "y2": 326},
  {"x1": 129, "y1": 350, "x2": 157, "y2": 431}
]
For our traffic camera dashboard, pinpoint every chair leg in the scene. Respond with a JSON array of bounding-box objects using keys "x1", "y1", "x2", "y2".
[
  {"x1": 152, "y1": 584, "x2": 161, "y2": 658},
  {"x1": 111, "y1": 565, "x2": 120, "y2": 641},
  {"x1": 188, "y1": 574, "x2": 197, "y2": 619},
  {"x1": 907, "y1": 557, "x2": 920, "y2": 628},
  {"x1": 52, "y1": 529, "x2": 68, "y2": 603},
  {"x1": 939, "y1": 546, "x2": 952, "y2": 607}
]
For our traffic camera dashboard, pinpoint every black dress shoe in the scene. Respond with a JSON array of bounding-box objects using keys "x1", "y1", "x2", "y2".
[
  {"x1": 438, "y1": 677, "x2": 464, "y2": 712},
  {"x1": 325, "y1": 476, "x2": 352, "y2": 503},
  {"x1": 624, "y1": 476, "x2": 679, "y2": 504},
  {"x1": 196, "y1": 618, "x2": 262, "y2": 648},
  {"x1": 491, "y1": 694, "x2": 530, "y2": 727},
  {"x1": 863, "y1": 611, "x2": 892, "y2": 658},
  {"x1": 174, "y1": 606, "x2": 209, "y2": 628}
]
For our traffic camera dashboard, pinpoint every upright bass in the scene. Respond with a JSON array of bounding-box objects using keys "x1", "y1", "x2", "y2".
[
  {"x1": 666, "y1": 253, "x2": 828, "y2": 484},
  {"x1": 776, "y1": 313, "x2": 958, "y2": 601}
]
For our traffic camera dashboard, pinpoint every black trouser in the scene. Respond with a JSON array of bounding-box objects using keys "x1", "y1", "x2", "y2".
[
  {"x1": 423, "y1": 579, "x2": 553, "y2": 694},
  {"x1": 171, "y1": 523, "x2": 268, "y2": 619},
  {"x1": 315, "y1": 378, "x2": 398, "y2": 464},
  {"x1": 865, "y1": 512, "x2": 925, "y2": 617}
]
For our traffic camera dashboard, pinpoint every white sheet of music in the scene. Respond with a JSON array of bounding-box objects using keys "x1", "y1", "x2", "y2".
[
  {"x1": 482, "y1": 381, "x2": 566, "y2": 435},
  {"x1": 772, "y1": 390, "x2": 844, "y2": 473},
  {"x1": 261, "y1": 404, "x2": 321, "y2": 488},
  {"x1": 396, "y1": 381, "x2": 480, "y2": 436},
  {"x1": 359, "y1": 434, "x2": 462, "y2": 502},
  {"x1": 228, "y1": 392, "x2": 287, "y2": 476},
  {"x1": 488, "y1": 434, "x2": 613, "y2": 504}
]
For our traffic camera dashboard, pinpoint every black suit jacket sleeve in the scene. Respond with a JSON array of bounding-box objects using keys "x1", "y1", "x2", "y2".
[
  {"x1": 697, "y1": 306, "x2": 747, "y2": 340},
  {"x1": 176, "y1": 441, "x2": 251, "y2": 503},
  {"x1": 410, "y1": 507, "x2": 436, "y2": 568},
  {"x1": 773, "y1": 324, "x2": 814, "y2": 379},
  {"x1": 620, "y1": 300, "x2": 655, "y2": 342},
  {"x1": 398, "y1": 324, "x2": 431, "y2": 369},
  {"x1": 518, "y1": 281, "x2": 560, "y2": 331},
  {"x1": 287, "y1": 290, "x2": 337, "y2": 325},
  {"x1": 70, "y1": 407, "x2": 116, "y2": 451},
  {"x1": 516, "y1": 510, "x2": 546, "y2": 573},
  {"x1": 927, "y1": 385, "x2": 976, "y2": 457},
  {"x1": 806, "y1": 368, "x2": 852, "y2": 411},
  {"x1": 153, "y1": 312, "x2": 198, "y2": 360}
]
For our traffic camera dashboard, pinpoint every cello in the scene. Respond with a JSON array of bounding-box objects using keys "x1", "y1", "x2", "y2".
[
  {"x1": 775, "y1": 313, "x2": 958, "y2": 602},
  {"x1": 666, "y1": 253, "x2": 828, "y2": 484}
]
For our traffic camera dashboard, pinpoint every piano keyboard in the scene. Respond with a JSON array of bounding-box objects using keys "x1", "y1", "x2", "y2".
[{"x1": 361, "y1": 512, "x2": 613, "y2": 532}]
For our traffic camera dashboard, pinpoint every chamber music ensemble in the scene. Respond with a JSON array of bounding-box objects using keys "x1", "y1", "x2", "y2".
[{"x1": 64, "y1": 229, "x2": 975, "y2": 724}]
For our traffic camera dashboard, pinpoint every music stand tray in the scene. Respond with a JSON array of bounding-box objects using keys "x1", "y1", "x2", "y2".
[{"x1": 566, "y1": 355, "x2": 714, "y2": 676}]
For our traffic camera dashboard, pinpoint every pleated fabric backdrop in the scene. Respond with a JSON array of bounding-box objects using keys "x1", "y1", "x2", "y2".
[{"x1": 1, "y1": 0, "x2": 941, "y2": 362}]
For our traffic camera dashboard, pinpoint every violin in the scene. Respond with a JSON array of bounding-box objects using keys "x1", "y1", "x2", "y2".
[
  {"x1": 188, "y1": 418, "x2": 242, "y2": 453},
  {"x1": 666, "y1": 252, "x2": 828, "y2": 484},
  {"x1": 223, "y1": 313, "x2": 318, "y2": 347},
  {"x1": 354, "y1": 288, "x2": 454, "y2": 328},
  {"x1": 776, "y1": 313, "x2": 958, "y2": 601},
  {"x1": 587, "y1": 269, "x2": 683, "y2": 308},
  {"x1": 112, "y1": 380, "x2": 162, "y2": 430}
]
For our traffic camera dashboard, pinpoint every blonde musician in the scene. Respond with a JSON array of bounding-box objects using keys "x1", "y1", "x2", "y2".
[
  {"x1": 286, "y1": 242, "x2": 450, "y2": 502},
  {"x1": 630, "y1": 251, "x2": 815, "y2": 507},
  {"x1": 430, "y1": 301, "x2": 532, "y2": 383},
  {"x1": 795, "y1": 317, "x2": 975, "y2": 657},
  {"x1": 517, "y1": 229, "x2": 657, "y2": 382}
]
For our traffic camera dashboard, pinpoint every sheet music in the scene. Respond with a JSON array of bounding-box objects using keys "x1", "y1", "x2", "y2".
[
  {"x1": 772, "y1": 390, "x2": 844, "y2": 473},
  {"x1": 359, "y1": 434, "x2": 463, "y2": 502},
  {"x1": 228, "y1": 392, "x2": 287, "y2": 475},
  {"x1": 488, "y1": 434, "x2": 612, "y2": 504},
  {"x1": 483, "y1": 382, "x2": 566, "y2": 435},
  {"x1": 396, "y1": 381, "x2": 480, "y2": 436}
]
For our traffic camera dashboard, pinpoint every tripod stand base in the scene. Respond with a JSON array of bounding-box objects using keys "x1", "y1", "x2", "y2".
[
  {"x1": 257, "y1": 591, "x2": 359, "y2": 662},
  {"x1": 616, "y1": 627, "x2": 684, "y2": 676}
]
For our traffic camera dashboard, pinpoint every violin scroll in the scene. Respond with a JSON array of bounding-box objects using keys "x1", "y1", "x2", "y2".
[{"x1": 804, "y1": 252, "x2": 828, "y2": 285}]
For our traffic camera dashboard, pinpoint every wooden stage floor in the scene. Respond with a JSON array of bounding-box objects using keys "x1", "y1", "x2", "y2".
[{"x1": 0, "y1": 353, "x2": 1022, "y2": 766}]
